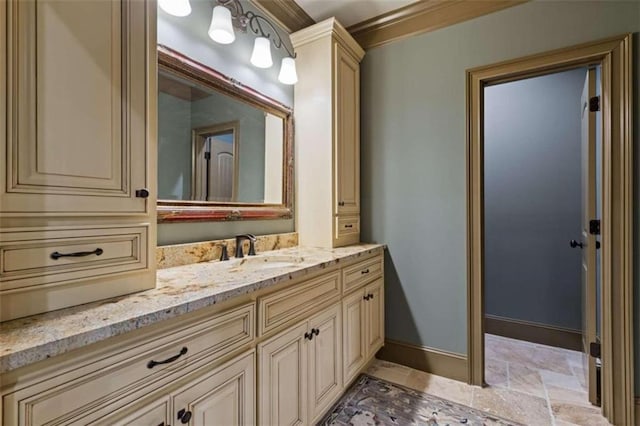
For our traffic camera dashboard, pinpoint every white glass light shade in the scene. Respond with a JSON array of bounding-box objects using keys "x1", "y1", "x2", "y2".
[
  {"x1": 250, "y1": 37, "x2": 273, "y2": 68},
  {"x1": 158, "y1": 0, "x2": 191, "y2": 17},
  {"x1": 278, "y1": 57, "x2": 298, "y2": 85},
  {"x1": 208, "y1": 6, "x2": 235, "y2": 44}
]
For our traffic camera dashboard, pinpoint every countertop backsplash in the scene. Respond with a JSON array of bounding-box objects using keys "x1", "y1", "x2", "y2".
[{"x1": 156, "y1": 232, "x2": 298, "y2": 269}]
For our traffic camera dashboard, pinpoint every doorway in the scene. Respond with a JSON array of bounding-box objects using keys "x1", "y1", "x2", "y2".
[
  {"x1": 466, "y1": 34, "x2": 633, "y2": 425},
  {"x1": 481, "y1": 66, "x2": 601, "y2": 420}
]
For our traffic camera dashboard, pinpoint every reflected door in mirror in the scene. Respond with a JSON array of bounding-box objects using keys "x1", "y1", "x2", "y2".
[{"x1": 157, "y1": 69, "x2": 284, "y2": 205}]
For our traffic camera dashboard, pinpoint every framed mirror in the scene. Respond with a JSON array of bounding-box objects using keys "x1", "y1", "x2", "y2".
[{"x1": 157, "y1": 45, "x2": 293, "y2": 222}]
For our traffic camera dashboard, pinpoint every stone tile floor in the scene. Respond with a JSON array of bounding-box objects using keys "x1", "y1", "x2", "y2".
[{"x1": 366, "y1": 334, "x2": 610, "y2": 426}]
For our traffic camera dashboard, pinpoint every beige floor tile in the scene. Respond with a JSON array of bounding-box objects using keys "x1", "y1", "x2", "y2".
[
  {"x1": 507, "y1": 362, "x2": 546, "y2": 398},
  {"x1": 471, "y1": 386, "x2": 552, "y2": 426},
  {"x1": 404, "y1": 369, "x2": 474, "y2": 406},
  {"x1": 485, "y1": 337, "x2": 573, "y2": 375},
  {"x1": 540, "y1": 369, "x2": 583, "y2": 391},
  {"x1": 551, "y1": 401, "x2": 609, "y2": 426},
  {"x1": 485, "y1": 358, "x2": 509, "y2": 388},
  {"x1": 366, "y1": 359, "x2": 412, "y2": 385},
  {"x1": 546, "y1": 384, "x2": 591, "y2": 407},
  {"x1": 570, "y1": 364, "x2": 588, "y2": 391}
]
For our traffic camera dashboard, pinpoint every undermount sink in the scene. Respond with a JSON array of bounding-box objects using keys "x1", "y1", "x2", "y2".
[{"x1": 227, "y1": 255, "x2": 305, "y2": 272}]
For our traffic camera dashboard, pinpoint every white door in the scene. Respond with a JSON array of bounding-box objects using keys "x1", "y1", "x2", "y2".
[{"x1": 579, "y1": 68, "x2": 598, "y2": 405}]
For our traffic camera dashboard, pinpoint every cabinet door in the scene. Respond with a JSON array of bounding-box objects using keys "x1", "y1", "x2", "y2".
[
  {"x1": 342, "y1": 290, "x2": 366, "y2": 385},
  {"x1": 334, "y1": 44, "x2": 360, "y2": 216},
  {"x1": 172, "y1": 350, "x2": 255, "y2": 426},
  {"x1": 308, "y1": 304, "x2": 342, "y2": 423},
  {"x1": 93, "y1": 397, "x2": 171, "y2": 426},
  {"x1": 2, "y1": 0, "x2": 150, "y2": 216},
  {"x1": 365, "y1": 279, "x2": 385, "y2": 356},
  {"x1": 259, "y1": 322, "x2": 308, "y2": 426}
]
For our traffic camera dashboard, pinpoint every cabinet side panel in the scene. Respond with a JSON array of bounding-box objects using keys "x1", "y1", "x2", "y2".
[{"x1": 294, "y1": 37, "x2": 334, "y2": 247}]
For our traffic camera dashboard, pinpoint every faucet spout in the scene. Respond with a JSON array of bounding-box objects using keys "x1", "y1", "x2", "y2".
[{"x1": 235, "y1": 234, "x2": 257, "y2": 258}]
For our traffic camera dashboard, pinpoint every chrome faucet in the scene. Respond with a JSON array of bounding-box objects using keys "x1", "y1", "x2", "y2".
[{"x1": 235, "y1": 234, "x2": 257, "y2": 258}]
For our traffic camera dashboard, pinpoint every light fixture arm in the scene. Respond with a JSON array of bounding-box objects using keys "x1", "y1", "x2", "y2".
[{"x1": 216, "y1": 0, "x2": 296, "y2": 58}]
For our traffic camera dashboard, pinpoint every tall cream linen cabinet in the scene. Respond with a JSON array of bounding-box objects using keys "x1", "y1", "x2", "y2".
[
  {"x1": 291, "y1": 18, "x2": 365, "y2": 248},
  {"x1": 0, "y1": 0, "x2": 157, "y2": 321}
]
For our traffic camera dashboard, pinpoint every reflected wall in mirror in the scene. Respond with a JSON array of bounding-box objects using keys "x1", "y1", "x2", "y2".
[{"x1": 157, "y1": 46, "x2": 293, "y2": 222}]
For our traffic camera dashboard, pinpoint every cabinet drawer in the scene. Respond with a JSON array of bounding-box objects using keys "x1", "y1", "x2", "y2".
[
  {"x1": 2, "y1": 303, "x2": 255, "y2": 426},
  {"x1": 342, "y1": 254, "x2": 383, "y2": 293},
  {"x1": 0, "y1": 226, "x2": 149, "y2": 291},
  {"x1": 258, "y1": 271, "x2": 341, "y2": 336},
  {"x1": 335, "y1": 215, "x2": 360, "y2": 239}
]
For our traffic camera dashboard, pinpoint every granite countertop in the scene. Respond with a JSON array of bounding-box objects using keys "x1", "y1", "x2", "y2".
[{"x1": 0, "y1": 244, "x2": 384, "y2": 374}]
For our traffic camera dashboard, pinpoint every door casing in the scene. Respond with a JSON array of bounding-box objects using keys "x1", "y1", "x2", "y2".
[{"x1": 466, "y1": 34, "x2": 633, "y2": 425}]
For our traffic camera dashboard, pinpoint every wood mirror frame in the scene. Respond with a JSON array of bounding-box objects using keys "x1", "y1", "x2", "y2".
[{"x1": 157, "y1": 45, "x2": 294, "y2": 223}]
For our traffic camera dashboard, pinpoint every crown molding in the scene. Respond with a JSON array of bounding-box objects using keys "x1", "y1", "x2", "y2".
[
  {"x1": 290, "y1": 17, "x2": 365, "y2": 62},
  {"x1": 250, "y1": 0, "x2": 315, "y2": 33},
  {"x1": 348, "y1": 0, "x2": 528, "y2": 49}
]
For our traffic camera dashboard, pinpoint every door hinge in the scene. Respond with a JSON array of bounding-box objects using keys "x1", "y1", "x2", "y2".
[
  {"x1": 590, "y1": 341, "x2": 601, "y2": 359},
  {"x1": 589, "y1": 219, "x2": 600, "y2": 235},
  {"x1": 204, "y1": 151, "x2": 211, "y2": 160},
  {"x1": 589, "y1": 96, "x2": 600, "y2": 112}
]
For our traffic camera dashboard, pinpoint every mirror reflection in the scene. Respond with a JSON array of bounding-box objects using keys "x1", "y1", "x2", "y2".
[{"x1": 158, "y1": 69, "x2": 284, "y2": 204}]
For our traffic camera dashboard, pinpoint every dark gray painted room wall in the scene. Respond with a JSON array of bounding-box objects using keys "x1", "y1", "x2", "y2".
[
  {"x1": 484, "y1": 68, "x2": 585, "y2": 331},
  {"x1": 359, "y1": 0, "x2": 639, "y2": 388},
  {"x1": 157, "y1": 0, "x2": 294, "y2": 245}
]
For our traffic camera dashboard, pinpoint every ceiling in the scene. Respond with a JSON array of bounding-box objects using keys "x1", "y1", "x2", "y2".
[{"x1": 295, "y1": 0, "x2": 418, "y2": 28}]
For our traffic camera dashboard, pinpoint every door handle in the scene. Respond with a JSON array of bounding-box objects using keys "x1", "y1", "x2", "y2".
[{"x1": 569, "y1": 239, "x2": 583, "y2": 249}]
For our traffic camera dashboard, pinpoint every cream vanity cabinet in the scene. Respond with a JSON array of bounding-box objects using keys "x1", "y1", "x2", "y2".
[
  {"x1": 258, "y1": 303, "x2": 342, "y2": 425},
  {"x1": 292, "y1": 18, "x2": 365, "y2": 248},
  {"x1": 0, "y1": 0, "x2": 157, "y2": 321},
  {"x1": 1, "y1": 302, "x2": 256, "y2": 426},
  {"x1": 2, "y1": 250, "x2": 384, "y2": 426},
  {"x1": 342, "y1": 269, "x2": 385, "y2": 384}
]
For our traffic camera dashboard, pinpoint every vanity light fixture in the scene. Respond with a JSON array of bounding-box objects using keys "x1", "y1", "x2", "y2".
[
  {"x1": 158, "y1": 0, "x2": 192, "y2": 17},
  {"x1": 208, "y1": 5, "x2": 235, "y2": 44},
  {"x1": 250, "y1": 37, "x2": 273, "y2": 68},
  {"x1": 209, "y1": 0, "x2": 298, "y2": 84}
]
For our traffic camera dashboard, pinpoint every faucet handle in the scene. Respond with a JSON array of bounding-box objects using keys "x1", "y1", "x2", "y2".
[{"x1": 219, "y1": 244, "x2": 229, "y2": 261}]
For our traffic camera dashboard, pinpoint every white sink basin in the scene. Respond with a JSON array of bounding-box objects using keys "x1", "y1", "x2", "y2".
[{"x1": 227, "y1": 255, "x2": 305, "y2": 272}]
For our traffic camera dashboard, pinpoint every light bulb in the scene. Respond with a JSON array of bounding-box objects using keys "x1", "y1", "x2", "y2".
[
  {"x1": 208, "y1": 6, "x2": 235, "y2": 44},
  {"x1": 158, "y1": 0, "x2": 191, "y2": 17},
  {"x1": 250, "y1": 37, "x2": 273, "y2": 68},
  {"x1": 278, "y1": 57, "x2": 297, "y2": 85}
]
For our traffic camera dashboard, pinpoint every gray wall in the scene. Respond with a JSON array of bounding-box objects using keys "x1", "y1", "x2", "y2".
[
  {"x1": 484, "y1": 69, "x2": 585, "y2": 331},
  {"x1": 360, "y1": 0, "x2": 639, "y2": 370},
  {"x1": 157, "y1": 0, "x2": 294, "y2": 245}
]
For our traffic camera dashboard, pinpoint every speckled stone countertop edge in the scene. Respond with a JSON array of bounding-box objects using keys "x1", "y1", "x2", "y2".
[{"x1": 0, "y1": 244, "x2": 385, "y2": 374}]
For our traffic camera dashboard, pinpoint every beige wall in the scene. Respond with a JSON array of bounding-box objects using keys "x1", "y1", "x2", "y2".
[{"x1": 359, "y1": 0, "x2": 639, "y2": 388}]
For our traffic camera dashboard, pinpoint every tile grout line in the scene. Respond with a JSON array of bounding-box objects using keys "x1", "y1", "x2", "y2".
[{"x1": 541, "y1": 367, "x2": 558, "y2": 426}]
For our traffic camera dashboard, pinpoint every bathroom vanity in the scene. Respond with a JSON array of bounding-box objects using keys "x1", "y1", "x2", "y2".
[{"x1": 0, "y1": 244, "x2": 384, "y2": 425}]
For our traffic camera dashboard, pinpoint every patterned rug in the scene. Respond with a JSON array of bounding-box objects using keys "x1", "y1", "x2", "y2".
[{"x1": 318, "y1": 374, "x2": 523, "y2": 425}]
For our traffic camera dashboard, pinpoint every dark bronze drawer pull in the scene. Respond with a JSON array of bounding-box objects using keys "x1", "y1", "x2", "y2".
[
  {"x1": 312, "y1": 328, "x2": 320, "y2": 336},
  {"x1": 304, "y1": 331, "x2": 314, "y2": 340},
  {"x1": 344, "y1": 224, "x2": 353, "y2": 228},
  {"x1": 361, "y1": 268, "x2": 370, "y2": 274},
  {"x1": 147, "y1": 347, "x2": 188, "y2": 369},
  {"x1": 338, "y1": 201, "x2": 345, "y2": 206},
  {"x1": 50, "y1": 248, "x2": 103, "y2": 260}
]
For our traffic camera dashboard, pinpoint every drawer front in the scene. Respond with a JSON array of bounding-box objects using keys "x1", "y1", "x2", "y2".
[
  {"x1": 342, "y1": 254, "x2": 383, "y2": 294},
  {"x1": 335, "y1": 215, "x2": 360, "y2": 239},
  {"x1": 3, "y1": 303, "x2": 255, "y2": 426},
  {"x1": 258, "y1": 271, "x2": 341, "y2": 336},
  {"x1": 0, "y1": 226, "x2": 149, "y2": 291}
]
